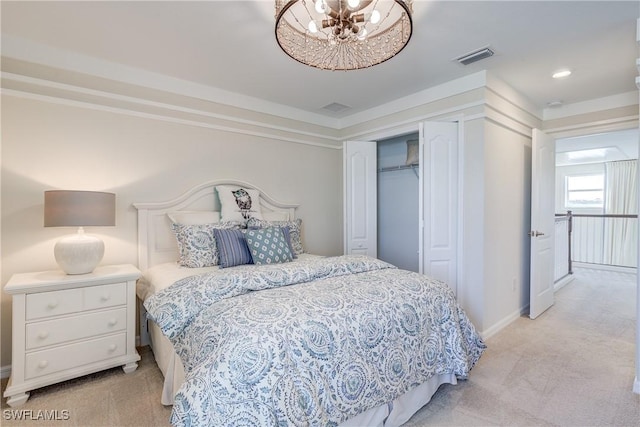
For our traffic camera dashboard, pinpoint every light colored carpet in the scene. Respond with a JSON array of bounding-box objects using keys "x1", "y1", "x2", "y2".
[
  {"x1": 405, "y1": 267, "x2": 639, "y2": 427},
  {"x1": 1, "y1": 345, "x2": 172, "y2": 426},
  {"x1": 2, "y1": 267, "x2": 638, "y2": 426}
]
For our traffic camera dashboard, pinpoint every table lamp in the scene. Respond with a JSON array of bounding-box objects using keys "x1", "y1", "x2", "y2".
[{"x1": 44, "y1": 190, "x2": 116, "y2": 274}]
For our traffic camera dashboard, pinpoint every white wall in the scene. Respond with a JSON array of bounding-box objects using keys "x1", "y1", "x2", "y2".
[
  {"x1": 482, "y1": 121, "x2": 532, "y2": 331},
  {"x1": 459, "y1": 118, "x2": 532, "y2": 335},
  {"x1": 1, "y1": 94, "x2": 343, "y2": 367},
  {"x1": 459, "y1": 118, "x2": 486, "y2": 330}
]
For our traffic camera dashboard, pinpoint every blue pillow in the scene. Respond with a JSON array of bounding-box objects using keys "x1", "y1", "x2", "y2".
[
  {"x1": 212, "y1": 228, "x2": 253, "y2": 268},
  {"x1": 282, "y1": 227, "x2": 297, "y2": 259},
  {"x1": 247, "y1": 225, "x2": 297, "y2": 259},
  {"x1": 245, "y1": 227, "x2": 294, "y2": 265},
  {"x1": 246, "y1": 218, "x2": 304, "y2": 255}
]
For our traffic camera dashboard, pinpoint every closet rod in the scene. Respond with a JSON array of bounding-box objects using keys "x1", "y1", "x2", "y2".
[
  {"x1": 377, "y1": 163, "x2": 419, "y2": 173},
  {"x1": 377, "y1": 164, "x2": 419, "y2": 178}
]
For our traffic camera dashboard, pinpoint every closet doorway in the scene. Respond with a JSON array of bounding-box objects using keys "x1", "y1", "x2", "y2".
[
  {"x1": 344, "y1": 121, "x2": 460, "y2": 294},
  {"x1": 377, "y1": 133, "x2": 420, "y2": 272}
]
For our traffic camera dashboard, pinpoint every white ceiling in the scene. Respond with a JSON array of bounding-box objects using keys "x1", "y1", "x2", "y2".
[
  {"x1": 1, "y1": 1, "x2": 639, "y2": 120},
  {"x1": 556, "y1": 128, "x2": 639, "y2": 165}
]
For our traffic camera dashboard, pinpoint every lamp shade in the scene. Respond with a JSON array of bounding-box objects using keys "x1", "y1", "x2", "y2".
[
  {"x1": 44, "y1": 190, "x2": 115, "y2": 227},
  {"x1": 44, "y1": 190, "x2": 116, "y2": 274}
]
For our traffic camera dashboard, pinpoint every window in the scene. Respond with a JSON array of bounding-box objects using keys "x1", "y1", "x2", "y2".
[{"x1": 565, "y1": 174, "x2": 604, "y2": 208}]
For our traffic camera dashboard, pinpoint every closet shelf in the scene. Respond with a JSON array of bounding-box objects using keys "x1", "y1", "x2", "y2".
[{"x1": 377, "y1": 163, "x2": 419, "y2": 173}]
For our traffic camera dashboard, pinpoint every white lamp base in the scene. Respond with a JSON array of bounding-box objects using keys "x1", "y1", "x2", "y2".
[{"x1": 54, "y1": 228, "x2": 105, "y2": 275}]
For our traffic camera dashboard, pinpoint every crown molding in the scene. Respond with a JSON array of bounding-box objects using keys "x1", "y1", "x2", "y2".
[
  {"x1": 542, "y1": 91, "x2": 639, "y2": 121},
  {"x1": 338, "y1": 71, "x2": 490, "y2": 129},
  {"x1": 2, "y1": 85, "x2": 343, "y2": 150},
  {"x1": 5, "y1": 35, "x2": 634, "y2": 142},
  {"x1": 1, "y1": 35, "x2": 341, "y2": 129}
]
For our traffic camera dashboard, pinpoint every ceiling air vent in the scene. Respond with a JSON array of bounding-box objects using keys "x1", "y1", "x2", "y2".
[{"x1": 454, "y1": 46, "x2": 495, "y2": 66}]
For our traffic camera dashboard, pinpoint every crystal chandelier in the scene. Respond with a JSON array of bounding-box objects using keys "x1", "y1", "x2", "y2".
[{"x1": 275, "y1": 0, "x2": 413, "y2": 71}]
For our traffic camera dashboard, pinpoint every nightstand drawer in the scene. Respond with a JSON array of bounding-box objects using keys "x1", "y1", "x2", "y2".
[
  {"x1": 26, "y1": 288, "x2": 83, "y2": 320},
  {"x1": 26, "y1": 282, "x2": 127, "y2": 320},
  {"x1": 84, "y1": 282, "x2": 126, "y2": 310},
  {"x1": 25, "y1": 333, "x2": 127, "y2": 380},
  {"x1": 26, "y1": 308, "x2": 127, "y2": 350}
]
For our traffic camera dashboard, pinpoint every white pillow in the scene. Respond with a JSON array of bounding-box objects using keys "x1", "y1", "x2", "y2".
[
  {"x1": 216, "y1": 185, "x2": 264, "y2": 223},
  {"x1": 262, "y1": 211, "x2": 290, "y2": 222},
  {"x1": 167, "y1": 211, "x2": 221, "y2": 225}
]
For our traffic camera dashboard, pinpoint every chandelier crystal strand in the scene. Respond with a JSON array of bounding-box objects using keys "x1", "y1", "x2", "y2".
[{"x1": 275, "y1": 0, "x2": 412, "y2": 71}]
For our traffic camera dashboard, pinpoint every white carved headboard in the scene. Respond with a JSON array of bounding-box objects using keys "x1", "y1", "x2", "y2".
[{"x1": 133, "y1": 179, "x2": 299, "y2": 271}]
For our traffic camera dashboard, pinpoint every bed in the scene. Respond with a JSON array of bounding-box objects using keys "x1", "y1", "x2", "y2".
[{"x1": 134, "y1": 179, "x2": 485, "y2": 427}]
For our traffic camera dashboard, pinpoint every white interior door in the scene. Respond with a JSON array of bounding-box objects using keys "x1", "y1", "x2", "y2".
[
  {"x1": 420, "y1": 121, "x2": 459, "y2": 294},
  {"x1": 530, "y1": 128, "x2": 556, "y2": 319},
  {"x1": 344, "y1": 140, "x2": 377, "y2": 257}
]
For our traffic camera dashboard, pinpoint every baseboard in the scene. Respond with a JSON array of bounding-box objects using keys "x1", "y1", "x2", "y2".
[
  {"x1": 481, "y1": 305, "x2": 528, "y2": 340},
  {"x1": 572, "y1": 262, "x2": 637, "y2": 274},
  {"x1": 554, "y1": 274, "x2": 575, "y2": 292},
  {"x1": 1, "y1": 364, "x2": 11, "y2": 380}
]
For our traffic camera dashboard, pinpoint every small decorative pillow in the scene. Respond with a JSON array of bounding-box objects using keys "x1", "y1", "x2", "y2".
[
  {"x1": 247, "y1": 225, "x2": 296, "y2": 259},
  {"x1": 279, "y1": 226, "x2": 297, "y2": 259},
  {"x1": 213, "y1": 228, "x2": 253, "y2": 268},
  {"x1": 216, "y1": 185, "x2": 264, "y2": 224},
  {"x1": 245, "y1": 227, "x2": 294, "y2": 265},
  {"x1": 171, "y1": 222, "x2": 239, "y2": 268},
  {"x1": 246, "y1": 217, "x2": 304, "y2": 255}
]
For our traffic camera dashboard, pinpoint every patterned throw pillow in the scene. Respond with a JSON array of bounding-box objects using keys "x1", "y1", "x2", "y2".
[
  {"x1": 216, "y1": 185, "x2": 264, "y2": 224},
  {"x1": 245, "y1": 227, "x2": 294, "y2": 265},
  {"x1": 246, "y1": 218, "x2": 304, "y2": 255},
  {"x1": 279, "y1": 226, "x2": 297, "y2": 259},
  {"x1": 212, "y1": 228, "x2": 253, "y2": 268},
  {"x1": 247, "y1": 225, "x2": 297, "y2": 259},
  {"x1": 171, "y1": 222, "x2": 239, "y2": 268}
]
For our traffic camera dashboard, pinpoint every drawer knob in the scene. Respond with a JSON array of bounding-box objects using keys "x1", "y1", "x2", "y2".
[
  {"x1": 38, "y1": 331, "x2": 50, "y2": 340},
  {"x1": 100, "y1": 294, "x2": 111, "y2": 302},
  {"x1": 108, "y1": 344, "x2": 117, "y2": 352},
  {"x1": 47, "y1": 300, "x2": 59, "y2": 309},
  {"x1": 108, "y1": 319, "x2": 118, "y2": 327},
  {"x1": 38, "y1": 360, "x2": 49, "y2": 369}
]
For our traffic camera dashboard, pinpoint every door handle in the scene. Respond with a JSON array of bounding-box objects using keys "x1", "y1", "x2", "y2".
[{"x1": 528, "y1": 230, "x2": 545, "y2": 237}]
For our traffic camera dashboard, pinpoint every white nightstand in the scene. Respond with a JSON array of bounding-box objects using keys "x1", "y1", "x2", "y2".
[{"x1": 3, "y1": 264, "x2": 141, "y2": 407}]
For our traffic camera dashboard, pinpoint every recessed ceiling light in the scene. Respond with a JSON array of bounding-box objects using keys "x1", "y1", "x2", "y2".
[{"x1": 552, "y1": 69, "x2": 572, "y2": 79}]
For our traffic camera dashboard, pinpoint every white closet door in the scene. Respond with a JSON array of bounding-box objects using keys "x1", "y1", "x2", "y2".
[
  {"x1": 344, "y1": 141, "x2": 377, "y2": 257},
  {"x1": 420, "y1": 122, "x2": 459, "y2": 294}
]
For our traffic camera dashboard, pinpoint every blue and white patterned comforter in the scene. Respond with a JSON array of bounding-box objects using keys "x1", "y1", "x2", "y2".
[{"x1": 144, "y1": 255, "x2": 485, "y2": 426}]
